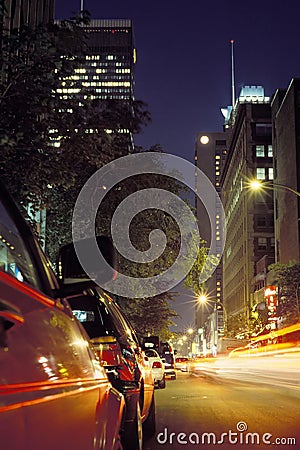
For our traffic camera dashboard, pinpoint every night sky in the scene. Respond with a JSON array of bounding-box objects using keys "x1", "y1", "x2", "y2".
[
  {"x1": 55, "y1": 0, "x2": 300, "y2": 332},
  {"x1": 55, "y1": 0, "x2": 300, "y2": 163}
]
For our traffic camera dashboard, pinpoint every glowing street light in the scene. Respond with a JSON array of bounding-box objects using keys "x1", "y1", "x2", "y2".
[
  {"x1": 197, "y1": 294, "x2": 208, "y2": 304},
  {"x1": 249, "y1": 179, "x2": 300, "y2": 198}
]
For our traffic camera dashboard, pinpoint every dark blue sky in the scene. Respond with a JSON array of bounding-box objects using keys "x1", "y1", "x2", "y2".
[
  {"x1": 55, "y1": 0, "x2": 300, "y2": 163},
  {"x1": 55, "y1": 0, "x2": 300, "y2": 332}
]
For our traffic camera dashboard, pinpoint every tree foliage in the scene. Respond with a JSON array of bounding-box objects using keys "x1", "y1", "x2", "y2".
[
  {"x1": 269, "y1": 260, "x2": 300, "y2": 326},
  {"x1": 117, "y1": 293, "x2": 178, "y2": 342},
  {"x1": 0, "y1": 10, "x2": 199, "y2": 341},
  {"x1": 0, "y1": 12, "x2": 150, "y2": 251}
]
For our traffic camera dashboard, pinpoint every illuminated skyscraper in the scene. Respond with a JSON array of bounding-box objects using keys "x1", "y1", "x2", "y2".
[
  {"x1": 82, "y1": 19, "x2": 136, "y2": 101},
  {"x1": 194, "y1": 131, "x2": 231, "y2": 336},
  {"x1": 55, "y1": 18, "x2": 136, "y2": 151}
]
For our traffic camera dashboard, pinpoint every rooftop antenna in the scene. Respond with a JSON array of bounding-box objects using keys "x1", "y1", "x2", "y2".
[
  {"x1": 230, "y1": 39, "x2": 236, "y2": 108},
  {"x1": 80, "y1": 0, "x2": 84, "y2": 11}
]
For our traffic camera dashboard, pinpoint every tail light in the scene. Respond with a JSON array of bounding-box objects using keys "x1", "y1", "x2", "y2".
[
  {"x1": 92, "y1": 336, "x2": 122, "y2": 367},
  {"x1": 152, "y1": 361, "x2": 162, "y2": 369}
]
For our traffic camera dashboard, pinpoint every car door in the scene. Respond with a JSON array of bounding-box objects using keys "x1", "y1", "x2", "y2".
[{"x1": 0, "y1": 185, "x2": 117, "y2": 450}]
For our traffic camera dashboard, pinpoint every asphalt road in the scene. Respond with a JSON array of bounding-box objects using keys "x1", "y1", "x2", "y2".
[{"x1": 144, "y1": 370, "x2": 300, "y2": 450}]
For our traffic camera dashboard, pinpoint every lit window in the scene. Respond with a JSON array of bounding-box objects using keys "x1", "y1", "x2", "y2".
[
  {"x1": 268, "y1": 168, "x2": 274, "y2": 180},
  {"x1": 256, "y1": 145, "x2": 265, "y2": 157},
  {"x1": 268, "y1": 145, "x2": 273, "y2": 157},
  {"x1": 258, "y1": 237, "x2": 267, "y2": 250},
  {"x1": 256, "y1": 168, "x2": 265, "y2": 180}
]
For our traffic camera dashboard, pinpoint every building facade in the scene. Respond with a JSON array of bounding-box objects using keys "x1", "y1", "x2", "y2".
[
  {"x1": 271, "y1": 78, "x2": 300, "y2": 263},
  {"x1": 194, "y1": 131, "x2": 230, "y2": 334},
  {"x1": 55, "y1": 18, "x2": 136, "y2": 152},
  {"x1": 83, "y1": 19, "x2": 136, "y2": 101},
  {"x1": 3, "y1": 0, "x2": 54, "y2": 30},
  {"x1": 221, "y1": 87, "x2": 275, "y2": 337}
]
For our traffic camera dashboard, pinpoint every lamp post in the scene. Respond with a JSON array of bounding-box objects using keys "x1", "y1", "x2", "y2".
[
  {"x1": 249, "y1": 178, "x2": 300, "y2": 328},
  {"x1": 249, "y1": 179, "x2": 300, "y2": 198}
]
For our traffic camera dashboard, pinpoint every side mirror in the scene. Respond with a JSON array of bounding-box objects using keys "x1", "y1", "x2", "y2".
[{"x1": 57, "y1": 236, "x2": 117, "y2": 292}]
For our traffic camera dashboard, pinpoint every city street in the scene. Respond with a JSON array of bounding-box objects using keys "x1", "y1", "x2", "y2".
[{"x1": 144, "y1": 369, "x2": 300, "y2": 450}]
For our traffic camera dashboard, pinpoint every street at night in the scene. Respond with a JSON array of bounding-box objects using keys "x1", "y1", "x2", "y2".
[
  {"x1": 2, "y1": 1, "x2": 300, "y2": 450},
  {"x1": 145, "y1": 367, "x2": 300, "y2": 450}
]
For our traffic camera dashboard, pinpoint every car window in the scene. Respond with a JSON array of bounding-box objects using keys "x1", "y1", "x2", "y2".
[
  {"x1": 67, "y1": 294, "x2": 117, "y2": 339},
  {"x1": 100, "y1": 290, "x2": 138, "y2": 345},
  {"x1": 145, "y1": 349, "x2": 157, "y2": 358},
  {"x1": 0, "y1": 200, "x2": 42, "y2": 290}
]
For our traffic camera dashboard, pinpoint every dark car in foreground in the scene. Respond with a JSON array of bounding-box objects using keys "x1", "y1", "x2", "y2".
[
  {"x1": 58, "y1": 241, "x2": 156, "y2": 450},
  {"x1": 0, "y1": 182, "x2": 125, "y2": 450}
]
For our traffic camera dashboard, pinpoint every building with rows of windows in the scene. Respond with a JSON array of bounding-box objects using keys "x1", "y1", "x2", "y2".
[
  {"x1": 195, "y1": 85, "x2": 278, "y2": 345},
  {"x1": 196, "y1": 80, "x2": 300, "y2": 345},
  {"x1": 54, "y1": 18, "x2": 136, "y2": 152},
  {"x1": 221, "y1": 87, "x2": 275, "y2": 337}
]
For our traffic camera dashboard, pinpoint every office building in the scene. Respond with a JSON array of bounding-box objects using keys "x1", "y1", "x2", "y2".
[
  {"x1": 82, "y1": 19, "x2": 135, "y2": 101},
  {"x1": 271, "y1": 78, "x2": 300, "y2": 263},
  {"x1": 55, "y1": 18, "x2": 136, "y2": 152},
  {"x1": 3, "y1": 0, "x2": 54, "y2": 31},
  {"x1": 221, "y1": 86, "x2": 275, "y2": 337},
  {"x1": 194, "y1": 131, "x2": 231, "y2": 333}
]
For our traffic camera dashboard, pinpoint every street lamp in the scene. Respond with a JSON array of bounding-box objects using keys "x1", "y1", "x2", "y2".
[
  {"x1": 196, "y1": 294, "x2": 208, "y2": 304},
  {"x1": 249, "y1": 179, "x2": 300, "y2": 198}
]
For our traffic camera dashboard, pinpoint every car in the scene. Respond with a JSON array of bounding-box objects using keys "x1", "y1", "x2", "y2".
[
  {"x1": 144, "y1": 348, "x2": 166, "y2": 389},
  {"x1": 0, "y1": 181, "x2": 125, "y2": 450},
  {"x1": 159, "y1": 342, "x2": 176, "y2": 380},
  {"x1": 57, "y1": 241, "x2": 156, "y2": 450},
  {"x1": 175, "y1": 356, "x2": 189, "y2": 372}
]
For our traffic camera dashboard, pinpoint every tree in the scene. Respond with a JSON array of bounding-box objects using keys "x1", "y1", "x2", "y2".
[
  {"x1": 0, "y1": 14, "x2": 91, "y2": 211},
  {"x1": 0, "y1": 13, "x2": 151, "y2": 255},
  {"x1": 117, "y1": 293, "x2": 178, "y2": 342},
  {"x1": 269, "y1": 260, "x2": 300, "y2": 326},
  {"x1": 183, "y1": 236, "x2": 211, "y2": 295}
]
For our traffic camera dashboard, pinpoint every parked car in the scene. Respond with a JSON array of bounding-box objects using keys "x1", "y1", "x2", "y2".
[
  {"x1": 144, "y1": 348, "x2": 166, "y2": 389},
  {"x1": 58, "y1": 241, "x2": 156, "y2": 450},
  {"x1": 175, "y1": 356, "x2": 189, "y2": 372},
  {"x1": 159, "y1": 341, "x2": 176, "y2": 380},
  {"x1": 0, "y1": 182, "x2": 125, "y2": 450}
]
